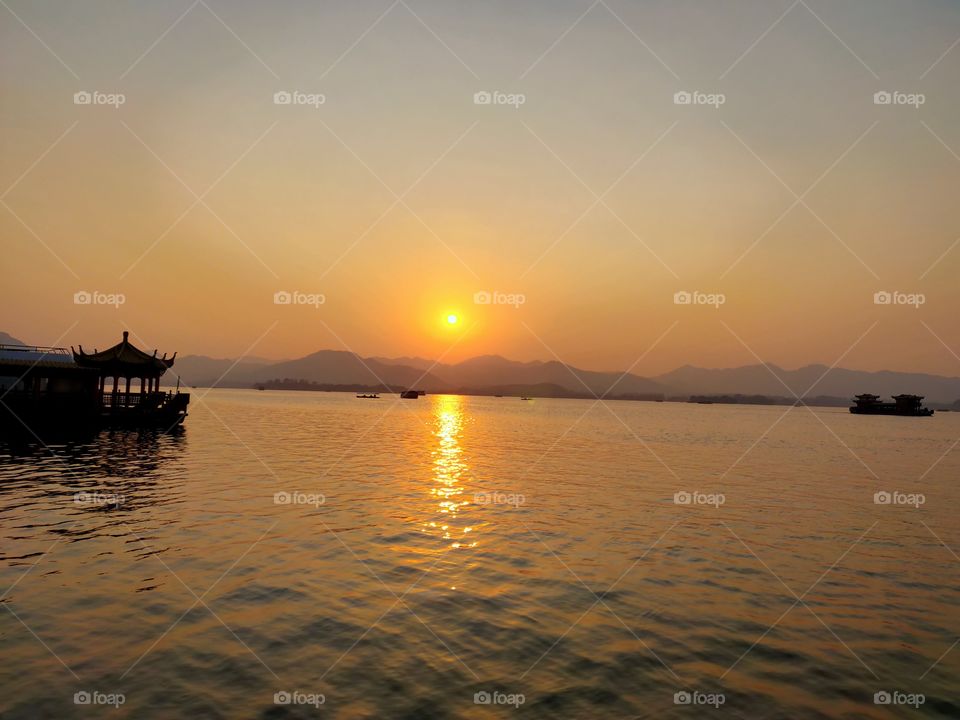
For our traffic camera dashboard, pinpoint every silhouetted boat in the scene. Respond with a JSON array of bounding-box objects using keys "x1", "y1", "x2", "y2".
[
  {"x1": 356, "y1": 393, "x2": 379, "y2": 399},
  {"x1": 400, "y1": 390, "x2": 420, "y2": 399},
  {"x1": 849, "y1": 394, "x2": 933, "y2": 416},
  {"x1": 521, "y1": 397, "x2": 532, "y2": 401},
  {"x1": 0, "y1": 332, "x2": 189, "y2": 431}
]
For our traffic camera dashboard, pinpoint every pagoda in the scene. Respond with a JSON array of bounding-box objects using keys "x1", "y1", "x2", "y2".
[{"x1": 72, "y1": 331, "x2": 189, "y2": 426}]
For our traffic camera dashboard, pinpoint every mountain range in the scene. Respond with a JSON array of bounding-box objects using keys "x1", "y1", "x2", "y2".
[
  {"x1": 170, "y1": 350, "x2": 960, "y2": 405},
  {"x1": 4, "y1": 332, "x2": 959, "y2": 404}
]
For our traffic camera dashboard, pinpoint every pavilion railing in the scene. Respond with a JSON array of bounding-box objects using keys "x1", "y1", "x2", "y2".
[{"x1": 100, "y1": 391, "x2": 171, "y2": 409}]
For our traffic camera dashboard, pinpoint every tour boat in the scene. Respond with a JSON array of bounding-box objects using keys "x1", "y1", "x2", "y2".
[
  {"x1": 849, "y1": 394, "x2": 933, "y2": 416},
  {"x1": 0, "y1": 332, "x2": 190, "y2": 431}
]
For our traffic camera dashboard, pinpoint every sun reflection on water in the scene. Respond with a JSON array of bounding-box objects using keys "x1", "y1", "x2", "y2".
[{"x1": 425, "y1": 395, "x2": 477, "y2": 549}]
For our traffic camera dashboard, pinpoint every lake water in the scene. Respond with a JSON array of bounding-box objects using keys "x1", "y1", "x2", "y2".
[{"x1": 1, "y1": 390, "x2": 958, "y2": 718}]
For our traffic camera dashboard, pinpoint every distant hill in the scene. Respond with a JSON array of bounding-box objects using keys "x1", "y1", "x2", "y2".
[
  {"x1": 0, "y1": 332, "x2": 26, "y2": 346},
  {"x1": 263, "y1": 351, "x2": 448, "y2": 389},
  {"x1": 172, "y1": 350, "x2": 447, "y2": 391},
  {"x1": 167, "y1": 355, "x2": 270, "y2": 387},
  {"x1": 437, "y1": 355, "x2": 666, "y2": 397}
]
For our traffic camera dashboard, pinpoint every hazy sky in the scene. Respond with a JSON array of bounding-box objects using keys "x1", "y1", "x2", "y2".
[{"x1": 3, "y1": 0, "x2": 960, "y2": 375}]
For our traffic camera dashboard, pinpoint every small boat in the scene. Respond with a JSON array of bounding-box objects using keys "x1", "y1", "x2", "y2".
[
  {"x1": 849, "y1": 394, "x2": 934, "y2": 416},
  {"x1": 356, "y1": 393, "x2": 379, "y2": 399},
  {"x1": 521, "y1": 397, "x2": 532, "y2": 401},
  {"x1": 400, "y1": 390, "x2": 419, "y2": 399}
]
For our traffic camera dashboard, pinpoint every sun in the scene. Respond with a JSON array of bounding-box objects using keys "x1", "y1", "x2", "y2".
[{"x1": 446, "y1": 313, "x2": 459, "y2": 325}]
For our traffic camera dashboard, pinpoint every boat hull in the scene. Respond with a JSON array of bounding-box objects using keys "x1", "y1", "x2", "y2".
[
  {"x1": 1, "y1": 392, "x2": 190, "y2": 434},
  {"x1": 849, "y1": 407, "x2": 934, "y2": 416}
]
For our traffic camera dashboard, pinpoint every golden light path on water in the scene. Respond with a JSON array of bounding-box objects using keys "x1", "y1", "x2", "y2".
[{"x1": 425, "y1": 395, "x2": 476, "y2": 552}]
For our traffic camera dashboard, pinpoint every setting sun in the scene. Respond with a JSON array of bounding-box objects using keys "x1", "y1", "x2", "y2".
[{"x1": 446, "y1": 314, "x2": 459, "y2": 325}]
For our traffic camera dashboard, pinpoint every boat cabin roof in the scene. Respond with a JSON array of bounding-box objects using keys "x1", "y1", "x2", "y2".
[{"x1": 0, "y1": 345, "x2": 78, "y2": 369}]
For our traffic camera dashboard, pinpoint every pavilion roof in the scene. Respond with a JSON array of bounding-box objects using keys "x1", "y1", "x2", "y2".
[{"x1": 72, "y1": 332, "x2": 176, "y2": 375}]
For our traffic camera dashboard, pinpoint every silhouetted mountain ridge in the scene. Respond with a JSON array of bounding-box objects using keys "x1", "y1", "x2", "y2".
[
  {"x1": 4, "y1": 331, "x2": 957, "y2": 403},
  {"x1": 168, "y1": 350, "x2": 960, "y2": 403}
]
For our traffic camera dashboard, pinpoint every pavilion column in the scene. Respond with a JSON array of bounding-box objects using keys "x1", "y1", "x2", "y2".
[
  {"x1": 140, "y1": 377, "x2": 146, "y2": 396},
  {"x1": 111, "y1": 376, "x2": 119, "y2": 408},
  {"x1": 125, "y1": 377, "x2": 131, "y2": 406}
]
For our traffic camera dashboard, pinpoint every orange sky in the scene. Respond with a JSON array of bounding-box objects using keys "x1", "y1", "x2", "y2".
[{"x1": 2, "y1": 0, "x2": 960, "y2": 376}]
